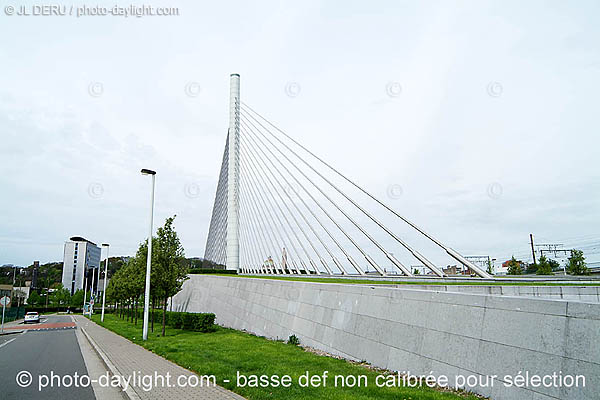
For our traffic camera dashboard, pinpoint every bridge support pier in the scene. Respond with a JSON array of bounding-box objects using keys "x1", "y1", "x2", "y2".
[{"x1": 226, "y1": 74, "x2": 240, "y2": 271}]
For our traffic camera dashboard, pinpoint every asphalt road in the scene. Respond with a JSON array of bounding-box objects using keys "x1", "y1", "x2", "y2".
[
  {"x1": 0, "y1": 314, "x2": 95, "y2": 400},
  {"x1": 0, "y1": 333, "x2": 18, "y2": 347}
]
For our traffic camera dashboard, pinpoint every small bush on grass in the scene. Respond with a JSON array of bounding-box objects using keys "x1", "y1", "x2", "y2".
[{"x1": 288, "y1": 334, "x2": 300, "y2": 345}]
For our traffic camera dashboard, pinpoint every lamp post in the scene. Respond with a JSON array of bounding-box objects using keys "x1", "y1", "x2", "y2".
[
  {"x1": 141, "y1": 168, "x2": 156, "y2": 341},
  {"x1": 101, "y1": 243, "x2": 109, "y2": 322},
  {"x1": 83, "y1": 266, "x2": 88, "y2": 316},
  {"x1": 91, "y1": 267, "x2": 96, "y2": 315}
]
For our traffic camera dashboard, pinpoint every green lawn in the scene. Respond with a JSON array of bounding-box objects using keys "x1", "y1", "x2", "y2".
[
  {"x1": 92, "y1": 314, "x2": 480, "y2": 400},
  {"x1": 203, "y1": 274, "x2": 600, "y2": 286}
]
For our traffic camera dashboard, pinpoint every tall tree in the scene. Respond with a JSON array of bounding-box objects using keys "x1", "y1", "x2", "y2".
[
  {"x1": 103, "y1": 216, "x2": 188, "y2": 334},
  {"x1": 536, "y1": 255, "x2": 554, "y2": 275},
  {"x1": 507, "y1": 256, "x2": 523, "y2": 275},
  {"x1": 486, "y1": 259, "x2": 494, "y2": 275},
  {"x1": 152, "y1": 216, "x2": 188, "y2": 336},
  {"x1": 28, "y1": 291, "x2": 43, "y2": 306},
  {"x1": 50, "y1": 284, "x2": 71, "y2": 307},
  {"x1": 567, "y1": 250, "x2": 589, "y2": 275},
  {"x1": 70, "y1": 289, "x2": 84, "y2": 309}
]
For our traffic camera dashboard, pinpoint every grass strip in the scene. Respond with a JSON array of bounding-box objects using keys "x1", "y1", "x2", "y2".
[
  {"x1": 203, "y1": 274, "x2": 600, "y2": 286},
  {"x1": 92, "y1": 314, "x2": 481, "y2": 400}
]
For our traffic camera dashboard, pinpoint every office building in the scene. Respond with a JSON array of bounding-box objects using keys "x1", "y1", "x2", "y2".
[{"x1": 61, "y1": 236, "x2": 101, "y2": 295}]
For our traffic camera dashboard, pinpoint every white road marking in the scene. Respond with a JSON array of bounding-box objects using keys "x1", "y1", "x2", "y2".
[{"x1": 0, "y1": 337, "x2": 17, "y2": 349}]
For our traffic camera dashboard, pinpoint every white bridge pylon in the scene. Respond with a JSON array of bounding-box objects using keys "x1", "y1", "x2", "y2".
[{"x1": 204, "y1": 74, "x2": 492, "y2": 279}]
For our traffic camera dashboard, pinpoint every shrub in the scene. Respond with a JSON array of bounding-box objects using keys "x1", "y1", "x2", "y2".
[
  {"x1": 507, "y1": 256, "x2": 523, "y2": 275},
  {"x1": 166, "y1": 311, "x2": 184, "y2": 329},
  {"x1": 526, "y1": 263, "x2": 538, "y2": 274},
  {"x1": 189, "y1": 313, "x2": 216, "y2": 332},
  {"x1": 189, "y1": 268, "x2": 237, "y2": 275},
  {"x1": 288, "y1": 334, "x2": 300, "y2": 346},
  {"x1": 182, "y1": 313, "x2": 196, "y2": 330},
  {"x1": 165, "y1": 311, "x2": 215, "y2": 332},
  {"x1": 536, "y1": 255, "x2": 554, "y2": 275},
  {"x1": 567, "y1": 250, "x2": 589, "y2": 275},
  {"x1": 24, "y1": 306, "x2": 66, "y2": 313}
]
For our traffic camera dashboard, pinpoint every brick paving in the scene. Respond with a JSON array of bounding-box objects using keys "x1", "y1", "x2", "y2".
[{"x1": 74, "y1": 316, "x2": 245, "y2": 400}]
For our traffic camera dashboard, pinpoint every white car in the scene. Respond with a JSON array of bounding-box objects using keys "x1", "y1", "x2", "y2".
[{"x1": 24, "y1": 312, "x2": 40, "y2": 324}]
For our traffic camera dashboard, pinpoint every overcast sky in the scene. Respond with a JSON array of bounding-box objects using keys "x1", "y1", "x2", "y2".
[{"x1": 1, "y1": 0, "x2": 599, "y2": 268}]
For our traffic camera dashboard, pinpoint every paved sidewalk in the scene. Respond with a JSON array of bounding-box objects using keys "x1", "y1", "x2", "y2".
[
  {"x1": 1, "y1": 317, "x2": 24, "y2": 329},
  {"x1": 74, "y1": 316, "x2": 245, "y2": 400}
]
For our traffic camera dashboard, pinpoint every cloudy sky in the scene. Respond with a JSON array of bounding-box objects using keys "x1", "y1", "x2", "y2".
[{"x1": 1, "y1": 0, "x2": 599, "y2": 268}]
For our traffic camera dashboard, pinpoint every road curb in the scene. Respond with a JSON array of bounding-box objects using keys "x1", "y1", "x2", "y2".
[
  {"x1": 79, "y1": 321, "x2": 141, "y2": 400},
  {"x1": 0, "y1": 330, "x2": 24, "y2": 336}
]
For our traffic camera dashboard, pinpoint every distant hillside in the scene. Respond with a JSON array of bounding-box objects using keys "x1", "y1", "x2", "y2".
[{"x1": 0, "y1": 256, "x2": 209, "y2": 288}]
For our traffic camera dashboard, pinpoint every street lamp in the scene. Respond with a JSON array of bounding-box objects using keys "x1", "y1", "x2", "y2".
[
  {"x1": 141, "y1": 168, "x2": 156, "y2": 341},
  {"x1": 92, "y1": 266, "x2": 96, "y2": 308},
  {"x1": 101, "y1": 243, "x2": 109, "y2": 322},
  {"x1": 83, "y1": 266, "x2": 88, "y2": 317}
]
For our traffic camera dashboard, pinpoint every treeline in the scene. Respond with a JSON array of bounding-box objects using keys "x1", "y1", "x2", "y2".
[
  {"x1": 0, "y1": 258, "x2": 131, "y2": 288},
  {"x1": 505, "y1": 249, "x2": 590, "y2": 275},
  {"x1": 106, "y1": 216, "x2": 189, "y2": 336},
  {"x1": 0, "y1": 262, "x2": 62, "y2": 287},
  {"x1": 2, "y1": 256, "x2": 210, "y2": 288},
  {"x1": 26, "y1": 285, "x2": 83, "y2": 309}
]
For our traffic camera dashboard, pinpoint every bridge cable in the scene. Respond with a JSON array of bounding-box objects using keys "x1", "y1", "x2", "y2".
[
  {"x1": 239, "y1": 171, "x2": 286, "y2": 273},
  {"x1": 239, "y1": 189, "x2": 264, "y2": 273},
  {"x1": 240, "y1": 156, "x2": 304, "y2": 274},
  {"x1": 241, "y1": 107, "x2": 430, "y2": 276},
  {"x1": 240, "y1": 130, "x2": 337, "y2": 274},
  {"x1": 241, "y1": 114, "x2": 377, "y2": 275},
  {"x1": 241, "y1": 112, "x2": 395, "y2": 276},
  {"x1": 240, "y1": 124, "x2": 349, "y2": 275},
  {"x1": 241, "y1": 102, "x2": 490, "y2": 278},
  {"x1": 240, "y1": 131, "x2": 328, "y2": 274}
]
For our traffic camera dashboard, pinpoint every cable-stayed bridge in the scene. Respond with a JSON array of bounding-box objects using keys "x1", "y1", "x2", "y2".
[{"x1": 204, "y1": 74, "x2": 491, "y2": 279}]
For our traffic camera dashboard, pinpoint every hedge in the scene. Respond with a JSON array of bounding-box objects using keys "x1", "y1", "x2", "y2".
[
  {"x1": 189, "y1": 268, "x2": 237, "y2": 275},
  {"x1": 165, "y1": 311, "x2": 216, "y2": 332},
  {"x1": 24, "y1": 306, "x2": 68, "y2": 313}
]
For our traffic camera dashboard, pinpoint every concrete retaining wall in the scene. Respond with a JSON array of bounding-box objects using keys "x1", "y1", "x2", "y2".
[
  {"x1": 387, "y1": 285, "x2": 600, "y2": 303},
  {"x1": 171, "y1": 276, "x2": 600, "y2": 400}
]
